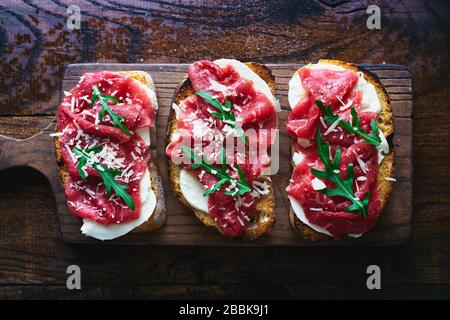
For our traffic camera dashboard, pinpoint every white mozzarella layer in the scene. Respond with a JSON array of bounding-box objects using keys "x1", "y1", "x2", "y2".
[
  {"x1": 179, "y1": 169, "x2": 209, "y2": 212},
  {"x1": 134, "y1": 77, "x2": 159, "y2": 111},
  {"x1": 135, "y1": 127, "x2": 150, "y2": 146},
  {"x1": 288, "y1": 71, "x2": 306, "y2": 110},
  {"x1": 289, "y1": 196, "x2": 332, "y2": 236}
]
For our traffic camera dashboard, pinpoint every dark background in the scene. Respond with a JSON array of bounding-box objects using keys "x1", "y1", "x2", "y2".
[{"x1": 0, "y1": 0, "x2": 449, "y2": 299}]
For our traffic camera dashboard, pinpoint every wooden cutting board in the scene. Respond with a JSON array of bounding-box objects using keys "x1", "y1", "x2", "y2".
[{"x1": 0, "y1": 63, "x2": 413, "y2": 246}]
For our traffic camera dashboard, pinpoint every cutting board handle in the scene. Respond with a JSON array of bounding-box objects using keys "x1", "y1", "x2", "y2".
[{"x1": 0, "y1": 120, "x2": 56, "y2": 177}]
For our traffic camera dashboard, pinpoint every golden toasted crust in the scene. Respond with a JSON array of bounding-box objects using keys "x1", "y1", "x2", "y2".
[
  {"x1": 289, "y1": 59, "x2": 395, "y2": 241},
  {"x1": 167, "y1": 61, "x2": 276, "y2": 240},
  {"x1": 54, "y1": 71, "x2": 164, "y2": 234}
]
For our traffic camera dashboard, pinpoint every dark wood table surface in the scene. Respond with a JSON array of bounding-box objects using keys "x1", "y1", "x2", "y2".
[{"x1": 0, "y1": 0, "x2": 449, "y2": 299}]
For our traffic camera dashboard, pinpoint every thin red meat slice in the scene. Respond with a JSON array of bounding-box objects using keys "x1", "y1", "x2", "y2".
[
  {"x1": 64, "y1": 175, "x2": 142, "y2": 224},
  {"x1": 287, "y1": 145, "x2": 380, "y2": 238},
  {"x1": 60, "y1": 103, "x2": 143, "y2": 143},
  {"x1": 286, "y1": 94, "x2": 320, "y2": 142},
  {"x1": 57, "y1": 71, "x2": 155, "y2": 136},
  {"x1": 298, "y1": 68, "x2": 359, "y2": 108}
]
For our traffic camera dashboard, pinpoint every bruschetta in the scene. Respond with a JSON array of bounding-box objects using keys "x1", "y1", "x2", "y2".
[
  {"x1": 54, "y1": 70, "x2": 165, "y2": 240},
  {"x1": 166, "y1": 59, "x2": 280, "y2": 240},
  {"x1": 286, "y1": 59, "x2": 394, "y2": 240}
]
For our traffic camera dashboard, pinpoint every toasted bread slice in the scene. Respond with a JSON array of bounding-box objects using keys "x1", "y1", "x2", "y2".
[
  {"x1": 288, "y1": 59, "x2": 395, "y2": 241},
  {"x1": 55, "y1": 71, "x2": 166, "y2": 235},
  {"x1": 167, "y1": 62, "x2": 276, "y2": 240}
]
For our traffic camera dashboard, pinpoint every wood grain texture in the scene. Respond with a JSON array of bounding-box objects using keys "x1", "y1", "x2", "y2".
[
  {"x1": 0, "y1": 0, "x2": 449, "y2": 299},
  {"x1": 0, "y1": 62, "x2": 412, "y2": 246}
]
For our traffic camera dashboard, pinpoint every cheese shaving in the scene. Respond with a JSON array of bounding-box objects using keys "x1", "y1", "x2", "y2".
[
  {"x1": 354, "y1": 152, "x2": 368, "y2": 174},
  {"x1": 311, "y1": 177, "x2": 326, "y2": 190},
  {"x1": 252, "y1": 180, "x2": 270, "y2": 195},
  {"x1": 208, "y1": 79, "x2": 229, "y2": 94},
  {"x1": 324, "y1": 116, "x2": 341, "y2": 136}
]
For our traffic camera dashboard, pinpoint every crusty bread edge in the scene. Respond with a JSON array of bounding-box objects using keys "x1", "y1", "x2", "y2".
[
  {"x1": 54, "y1": 71, "x2": 166, "y2": 236},
  {"x1": 166, "y1": 62, "x2": 276, "y2": 240},
  {"x1": 288, "y1": 59, "x2": 395, "y2": 241}
]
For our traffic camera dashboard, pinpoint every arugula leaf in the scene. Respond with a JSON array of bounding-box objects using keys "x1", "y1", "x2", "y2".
[
  {"x1": 91, "y1": 85, "x2": 132, "y2": 136},
  {"x1": 195, "y1": 91, "x2": 247, "y2": 145},
  {"x1": 315, "y1": 100, "x2": 381, "y2": 146},
  {"x1": 73, "y1": 146, "x2": 135, "y2": 210},
  {"x1": 204, "y1": 178, "x2": 228, "y2": 196},
  {"x1": 181, "y1": 146, "x2": 252, "y2": 197},
  {"x1": 74, "y1": 146, "x2": 102, "y2": 181},
  {"x1": 195, "y1": 90, "x2": 224, "y2": 112},
  {"x1": 96, "y1": 165, "x2": 134, "y2": 210},
  {"x1": 310, "y1": 128, "x2": 369, "y2": 218}
]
